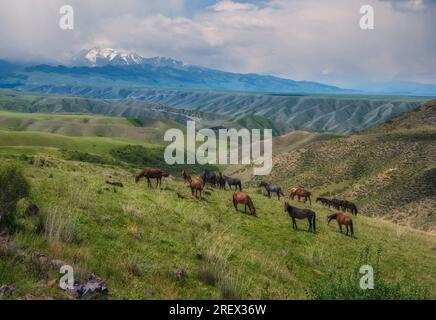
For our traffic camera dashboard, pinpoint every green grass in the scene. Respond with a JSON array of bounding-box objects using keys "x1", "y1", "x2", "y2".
[
  {"x1": 0, "y1": 155, "x2": 434, "y2": 299},
  {"x1": 0, "y1": 105, "x2": 435, "y2": 300}
]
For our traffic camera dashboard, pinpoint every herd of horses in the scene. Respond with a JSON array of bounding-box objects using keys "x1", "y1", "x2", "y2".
[{"x1": 135, "y1": 168, "x2": 357, "y2": 237}]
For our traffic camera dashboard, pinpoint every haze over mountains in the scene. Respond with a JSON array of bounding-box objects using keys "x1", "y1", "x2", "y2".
[{"x1": 0, "y1": 48, "x2": 433, "y2": 96}]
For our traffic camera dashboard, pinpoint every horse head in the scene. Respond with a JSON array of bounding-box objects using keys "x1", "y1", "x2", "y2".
[
  {"x1": 327, "y1": 213, "x2": 337, "y2": 224},
  {"x1": 258, "y1": 181, "x2": 267, "y2": 188},
  {"x1": 135, "y1": 174, "x2": 141, "y2": 183}
]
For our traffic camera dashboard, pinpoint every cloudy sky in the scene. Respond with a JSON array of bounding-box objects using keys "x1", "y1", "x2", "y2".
[{"x1": 0, "y1": 0, "x2": 435, "y2": 87}]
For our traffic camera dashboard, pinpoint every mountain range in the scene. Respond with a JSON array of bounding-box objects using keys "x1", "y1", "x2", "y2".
[{"x1": 1, "y1": 48, "x2": 435, "y2": 96}]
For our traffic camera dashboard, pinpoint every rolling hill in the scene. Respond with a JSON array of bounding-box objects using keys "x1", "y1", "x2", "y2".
[
  {"x1": 0, "y1": 112, "x2": 435, "y2": 300},
  {"x1": 0, "y1": 89, "x2": 427, "y2": 135},
  {"x1": 231, "y1": 100, "x2": 436, "y2": 232}
]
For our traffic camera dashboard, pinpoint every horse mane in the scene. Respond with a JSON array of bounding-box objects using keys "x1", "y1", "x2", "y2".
[{"x1": 327, "y1": 213, "x2": 338, "y2": 219}]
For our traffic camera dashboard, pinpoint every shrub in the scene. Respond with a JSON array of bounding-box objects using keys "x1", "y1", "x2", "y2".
[{"x1": 0, "y1": 164, "x2": 30, "y2": 228}]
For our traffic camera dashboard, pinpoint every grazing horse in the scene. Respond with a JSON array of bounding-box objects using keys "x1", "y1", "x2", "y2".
[
  {"x1": 289, "y1": 187, "x2": 312, "y2": 205},
  {"x1": 327, "y1": 213, "x2": 354, "y2": 237},
  {"x1": 232, "y1": 192, "x2": 256, "y2": 216},
  {"x1": 258, "y1": 181, "x2": 284, "y2": 200},
  {"x1": 284, "y1": 202, "x2": 316, "y2": 233},
  {"x1": 316, "y1": 197, "x2": 332, "y2": 207},
  {"x1": 340, "y1": 200, "x2": 358, "y2": 216},
  {"x1": 201, "y1": 170, "x2": 219, "y2": 187},
  {"x1": 181, "y1": 170, "x2": 192, "y2": 184},
  {"x1": 135, "y1": 168, "x2": 169, "y2": 189},
  {"x1": 218, "y1": 172, "x2": 226, "y2": 189},
  {"x1": 189, "y1": 178, "x2": 204, "y2": 198},
  {"x1": 223, "y1": 175, "x2": 242, "y2": 191}
]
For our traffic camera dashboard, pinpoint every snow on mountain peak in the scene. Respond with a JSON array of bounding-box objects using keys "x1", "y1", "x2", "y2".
[{"x1": 72, "y1": 48, "x2": 188, "y2": 68}]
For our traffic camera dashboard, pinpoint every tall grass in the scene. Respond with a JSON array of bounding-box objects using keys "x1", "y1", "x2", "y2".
[
  {"x1": 38, "y1": 205, "x2": 78, "y2": 243},
  {"x1": 307, "y1": 246, "x2": 429, "y2": 300}
]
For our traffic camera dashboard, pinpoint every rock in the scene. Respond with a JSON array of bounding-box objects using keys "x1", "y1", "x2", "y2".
[
  {"x1": 50, "y1": 259, "x2": 67, "y2": 270},
  {"x1": 34, "y1": 253, "x2": 48, "y2": 265},
  {"x1": 14, "y1": 249, "x2": 28, "y2": 262},
  {"x1": 66, "y1": 275, "x2": 108, "y2": 299},
  {"x1": 174, "y1": 268, "x2": 186, "y2": 281},
  {"x1": 25, "y1": 204, "x2": 40, "y2": 216},
  {"x1": 106, "y1": 181, "x2": 124, "y2": 188},
  {"x1": 0, "y1": 285, "x2": 17, "y2": 298}
]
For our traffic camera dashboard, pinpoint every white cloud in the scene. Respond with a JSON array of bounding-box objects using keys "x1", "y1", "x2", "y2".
[
  {"x1": 0, "y1": 0, "x2": 435, "y2": 85},
  {"x1": 211, "y1": 0, "x2": 258, "y2": 12}
]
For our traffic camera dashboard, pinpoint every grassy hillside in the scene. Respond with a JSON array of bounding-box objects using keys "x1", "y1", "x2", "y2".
[
  {"x1": 0, "y1": 152, "x2": 435, "y2": 299},
  {"x1": 238, "y1": 100, "x2": 436, "y2": 231},
  {"x1": 0, "y1": 102, "x2": 435, "y2": 300},
  {"x1": 0, "y1": 110, "x2": 183, "y2": 143}
]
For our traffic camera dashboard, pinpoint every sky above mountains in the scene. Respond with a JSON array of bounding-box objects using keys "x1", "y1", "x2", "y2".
[{"x1": 0, "y1": 0, "x2": 435, "y2": 88}]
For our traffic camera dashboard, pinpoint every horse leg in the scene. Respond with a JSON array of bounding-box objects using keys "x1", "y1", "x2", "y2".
[
  {"x1": 339, "y1": 223, "x2": 343, "y2": 233},
  {"x1": 308, "y1": 218, "x2": 312, "y2": 232},
  {"x1": 346, "y1": 225, "x2": 349, "y2": 236},
  {"x1": 147, "y1": 177, "x2": 152, "y2": 188},
  {"x1": 244, "y1": 203, "x2": 247, "y2": 213}
]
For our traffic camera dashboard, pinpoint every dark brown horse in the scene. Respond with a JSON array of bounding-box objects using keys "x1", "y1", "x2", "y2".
[
  {"x1": 316, "y1": 197, "x2": 332, "y2": 207},
  {"x1": 289, "y1": 187, "x2": 312, "y2": 205},
  {"x1": 224, "y1": 175, "x2": 242, "y2": 191},
  {"x1": 189, "y1": 178, "x2": 204, "y2": 198},
  {"x1": 258, "y1": 181, "x2": 284, "y2": 200},
  {"x1": 232, "y1": 192, "x2": 256, "y2": 216},
  {"x1": 284, "y1": 202, "x2": 316, "y2": 232},
  {"x1": 340, "y1": 200, "x2": 358, "y2": 216},
  {"x1": 135, "y1": 168, "x2": 169, "y2": 189},
  {"x1": 327, "y1": 212, "x2": 354, "y2": 237},
  {"x1": 181, "y1": 170, "x2": 192, "y2": 184},
  {"x1": 202, "y1": 170, "x2": 219, "y2": 187}
]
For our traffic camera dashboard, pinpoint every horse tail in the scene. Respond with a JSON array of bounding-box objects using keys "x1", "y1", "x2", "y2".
[
  {"x1": 308, "y1": 194, "x2": 312, "y2": 206},
  {"x1": 239, "y1": 182, "x2": 242, "y2": 191},
  {"x1": 354, "y1": 206, "x2": 358, "y2": 215},
  {"x1": 312, "y1": 213, "x2": 316, "y2": 233},
  {"x1": 279, "y1": 188, "x2": 284, "y2": 196},
  {"x1": 350, "y1": 220, "x2": 354, "y2": 236}
]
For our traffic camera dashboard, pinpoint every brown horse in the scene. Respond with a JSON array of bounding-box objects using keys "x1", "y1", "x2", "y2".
[
  {"x1": 181, "y1": 170, "x2": 192, "y2": 184},
  {"x1": 189, "y1": 178, "x2": 204, "y2": 198},
  {"x1": 232, "y1": 192, "x2": 256, "y2": 216},
  {"x1": 135, "y1": 168, "x2": 169, "y2": 189},
  {"x1": 284, "y1": 202, "x2": 316, "y2": 232},
  {"x1": 327, "y1": 212, "x2": 354, "y2": 237},
  {"x1": 289, "y1": 187, "x2": 312, "y2": 205}
]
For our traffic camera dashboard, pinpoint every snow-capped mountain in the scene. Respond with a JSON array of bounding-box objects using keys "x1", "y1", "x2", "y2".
[{"x1": 71, "y1": 48, "x2": 187, "y2": 68}]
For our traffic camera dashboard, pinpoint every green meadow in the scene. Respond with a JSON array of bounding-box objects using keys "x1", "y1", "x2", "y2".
[{"x1": 0, "y1": 109, "x2": 435, "y2": 300}]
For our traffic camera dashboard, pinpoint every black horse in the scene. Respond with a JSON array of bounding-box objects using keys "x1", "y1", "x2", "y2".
[
  {"x1": 316, "y1": 197, "x2": 332, "y2": 207},
  {"x1": 259, "y1": 181, "x2": 284, "y2": 200},
  {"x1": 218, "y1": 172, "x2": 226, "y2": 189},
  {"x1": 340, "y1": 200, "x2": 358, "y2": 216},
  {"x1": 201, "y1": 170, "x2": 219, "y2": 187},
  {"x1": 284, "y1": 202, "x2": 316, "y2": 233},
  {"x1": 223, "y1": 175, "x2": 242, "y2": 191}
]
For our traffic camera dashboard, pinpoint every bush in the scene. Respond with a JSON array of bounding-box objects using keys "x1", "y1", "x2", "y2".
[{"x1": 0, "y1": 165, "x2": 30, "y2": 228}]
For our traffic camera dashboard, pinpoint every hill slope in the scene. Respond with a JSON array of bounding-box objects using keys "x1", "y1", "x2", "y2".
[
  {"x1": 0, "y1": 146, "x2": 435, "y2": 299},
  {"x1": 0, "y1": 89, "x2": 426, "y2": 135},
  {"x1": 239, "y1": 100, "x2": 436, "y2": 231}
]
